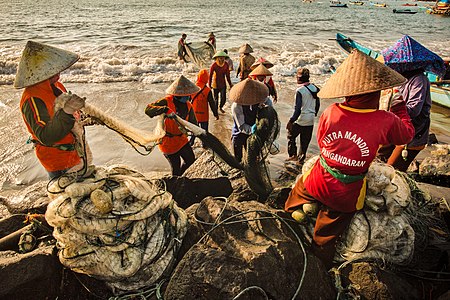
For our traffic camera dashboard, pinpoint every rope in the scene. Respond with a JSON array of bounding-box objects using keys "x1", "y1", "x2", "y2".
[{"x1": 194, "y1": 200, "x2": 308, "y2": 300}]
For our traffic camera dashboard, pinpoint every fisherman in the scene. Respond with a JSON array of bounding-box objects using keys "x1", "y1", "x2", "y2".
[
  {"x1": 284, "y1": 50, "x2": 415, "y2": 268},
  {"x1": 248, "y1": 64, "x2": 278, "y2": 105},
  {"x1": 223, "y1": 49, "x2": 234, "y2": 73},
  {"x1": 145, "y1": 75, "x2": 199, "y2": 176},
  {"x1": 285, "y1": 68, "x2": 320, "y2": 164},
  {"x1": 378, "y1": 35, "x2": 444, "y2": 171},
  {"x1": 230, "y1": 78, "x2": 269, "y2": 163},
  {"x1": 178, "y1": 33, "x2": 188, "y2": 62},
  {"x1": 250, "y1": 57, "x2": 277, "y2": 103},
  {"x1": 190, "y1": 69, "x2": 219, "y2": 147},
  {"x1": 207, "y1": 32, "x2": 216, "y2": 49},
  {"x1": 209, "y1": 50, "x2": 233, "y2": 113},
  {"x1": 15, "y1": 41, "x2": 89, "y2": 179},
  {"x1": 236, "y1": 43, "x2": 256, "y2": 81}
]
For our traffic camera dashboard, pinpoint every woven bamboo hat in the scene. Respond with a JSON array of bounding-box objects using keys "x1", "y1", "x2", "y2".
[
  {"x1": 250, "y1": 57, "x2": 274, "y2": 70},
  {"x1": 229, "y1": 78, "x2": 269, "y2": 105},
  {"x1": 318, "y1": 50, "x2": 406, "y2": 99},
  {"x1": 249, "y1": 64, "x2": 273, "y2": 77},
  {"x1": 212, "y1": 50, "x2": 229, "y2": 59},
  {"x1": 14, "y1": 41, "x2": 79, "y2": 89},
  {"x1": 166, "y1": 75, "x2": 200, "y2": 96},
  {"x1": 239, "y1": 43, "x2": 254, "y2": 54}
]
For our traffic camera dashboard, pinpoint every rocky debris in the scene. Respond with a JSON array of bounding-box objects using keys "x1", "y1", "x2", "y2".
[
  {"x1": 419, "y1": 144, "x2": 450, "y2": 176},
  {"x1": 165, "y1": 197, "x2": 336, "y2": 300},
  {"x1": 162, "y1": 175, "x2": 233, "y2": 209},
  {"x1": 184, "y1": 150, "x2": 259, "y2": 202},
  {"x1": 0, "y1": 160, "x2": 449, "y2": 299},
  {"x1": 0, "y1": 246, "x2": 59, "y2": 299},
  {"x1": 408, "y1": 144, "x2": 450, "y2": 187},
  {"x1": 0, "y1": 181, "x2": 49, "y2": 218}
]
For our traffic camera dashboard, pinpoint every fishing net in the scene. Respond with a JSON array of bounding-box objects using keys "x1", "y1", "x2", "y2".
[
  {"x1": 185, "y1": 42, "x2": 215, "y2": 69},
  {"x1": 45, "y1": 165, "x2": 188, "y2": 292},
  {"x1": 243, "y1": 105, "x2": 281, "y2": 200},
  {"x1": 81, "y1": 103, "x2": 165, "y2": 154}
]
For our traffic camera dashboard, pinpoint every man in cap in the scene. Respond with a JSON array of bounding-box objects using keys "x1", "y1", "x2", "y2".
[
  {"x1": 229, "y1": 78, "x2": 269, "y2": 162},
  {"x1": 285, "y1": 68, "x2": 320, "y2": 164},
  {"x1": 208, "y1": 50, "x2": 233, "y2": 113},
  {"x1": 15, "y1": 41, "x2": 88, "y2": 179},
  {"x1": 236, "y1": 43, "x2": 256, "y2": 81},
  {"x1": 145, "y1": 75, "x2": 199, "y2": 176},
  {"x1": 284, "y1": 50, "x2": 415, "y2": 268}
]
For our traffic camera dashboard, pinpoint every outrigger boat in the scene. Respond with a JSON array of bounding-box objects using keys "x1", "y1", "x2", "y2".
[
  {"x1": 393, "y1": 8, "x2": 418, "y2": 14},
  {"x1": 335, "y1": 33, "x2": 450, "y2": 109},
  {"x1": 330, "y1": 2, "x2": 348, "y2": 7}
]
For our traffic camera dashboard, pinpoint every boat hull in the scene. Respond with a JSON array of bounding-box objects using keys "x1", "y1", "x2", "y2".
[{"x1": 430, "y1": 85, "x2": 450, "y2": 109}]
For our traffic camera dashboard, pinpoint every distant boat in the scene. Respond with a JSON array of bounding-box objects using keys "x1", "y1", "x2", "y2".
[
  {"x1": 402, "y1": 3, "x2": 418, "y2": 6},
  {"x1": 427, "y1": 0, "x2": 450, "y2": 16},
  {"x1": 330, "y1": 1, "x2": 348, "y2": 7},
  {"x1": 393, "y1": 8, "x2": 418, "y2": 13},
  {"x1": 370, "y1": 2, "x2": 387, "y2": 7},
  {"x1": 349, "y1": 1, "x2": 364, "y2": 5},
  {"x1": 335, "y1": 33, "x2": 450, "y2": 109}
]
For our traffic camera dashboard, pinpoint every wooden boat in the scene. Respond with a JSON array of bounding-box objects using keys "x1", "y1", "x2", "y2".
[
  {"x1": 330, "y1": 1, "x2": 348, "y2": 7},
  {"x1": 335, "y1": 33, "x2": 450, "y2": 109},
  {"x1": 402, "y1": 3, "x2": 418, "y2": 6},
  {"x1": 393, "y1": 8, "x2": 418, "y2": 13},
  {"x1": 430, "y1": 84, "x2": 450, "y2": 108},
  {"x1": 427, "y1": 0, "x2": 450, "y2": 16},
  {"x1": 349, "y1": 1, "x2": 364, "y2": 5},
  {"x1": 371, "y1": 2, "x2": 387, "y2": 7}
]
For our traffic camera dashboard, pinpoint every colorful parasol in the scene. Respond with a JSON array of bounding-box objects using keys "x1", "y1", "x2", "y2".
[{"x1": 381, "y1": 35, "x2": 446, "y2": 77}]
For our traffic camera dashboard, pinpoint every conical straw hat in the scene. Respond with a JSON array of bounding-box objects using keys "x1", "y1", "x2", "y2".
[
  {"x1": 212, "y1": 50, "x2": 229, "y2": 59},
  {"x1": 14, "y1": 41, "x2": 79, "y2": 89},
  {"x1": 166, "y1": 75, "x2": 200, "y2": 96},
  {"x1": 239, "y1": 43, "x2": 254, "y2": 54},
  {"x1": 229, "y1": 78, "x2": 269, "y2": 105},
  {"x1": 250, "y1": 57, "x2": 274, "y2": 70},
  {"x1": 249, "y1": 64, "x2": 273, "y2": 77},
  {"x1": 318, "y1": 50, "x2": 406, "y2": 99}
]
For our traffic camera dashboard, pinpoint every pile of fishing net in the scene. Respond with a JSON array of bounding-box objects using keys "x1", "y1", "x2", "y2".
[
  {"x1": 244, "y1": 105, "x2": 281, "y2": 200},
  {"x1": 44, "y1": 165, "x2": 188, "y2": 292},
  {"x1": 302, "y1": 157, "x2": 436, "y2": 265}
]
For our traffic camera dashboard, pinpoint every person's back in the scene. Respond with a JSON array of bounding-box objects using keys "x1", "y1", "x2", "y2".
[{"x1": 285, "y1": 50, "x2": 414, "y2": 268}]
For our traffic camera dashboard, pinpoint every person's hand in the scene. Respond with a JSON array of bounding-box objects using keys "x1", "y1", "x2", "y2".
[
  {"x1": 251, "y1": 124, "x2": 257, "y2": 134},
  {"x1": 286, "y1": 121, "x2": 293, "y2": 132},
  {"x1": 215, "y1": 115, "x2": 219, "y2": 120},
  {"x1": 166, "y1": 112, "x2": 177, "y2": 119},
  {"x1": 273, "y1": 96, "x2": 278, "y2": 104},
  {"x1": 62, "y1": 93, "x2": 85, "y2": 115}
]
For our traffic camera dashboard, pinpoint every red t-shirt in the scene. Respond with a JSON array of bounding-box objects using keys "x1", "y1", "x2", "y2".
[
  {"x1": 303, "y1": 103, "x2": 414, "y2": 212},
  {"x1": 209, "y1": 62, "x2": 232, "y2": 89}
]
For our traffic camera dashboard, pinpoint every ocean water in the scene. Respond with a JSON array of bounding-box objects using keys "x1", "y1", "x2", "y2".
[{"x1": 0, "y1": 0, "x2": 449, "y2": 193}]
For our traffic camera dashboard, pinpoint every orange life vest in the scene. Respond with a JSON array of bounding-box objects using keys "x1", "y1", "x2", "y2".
[
  {"x1": 20, "y1": 80, "x2": 80, "y2": 172},
  {"x1": 158, "y1": 96, "x2": 192, "y2": 155},
  {"x1": 192, "y1": 69, "x2": 211, "y2": 123},
  {"x1": 192, "y1": 87, "x2": 210, "y2": 122}
]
